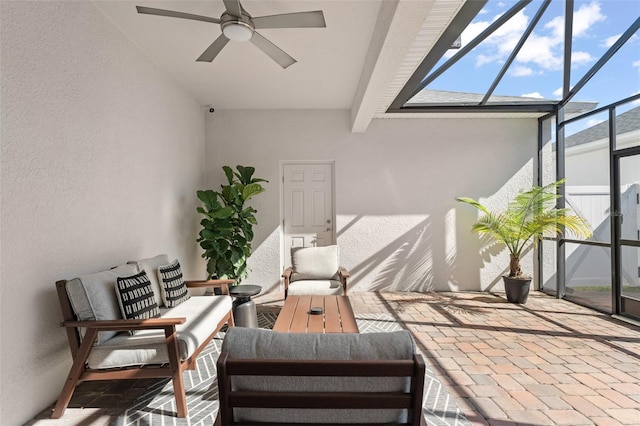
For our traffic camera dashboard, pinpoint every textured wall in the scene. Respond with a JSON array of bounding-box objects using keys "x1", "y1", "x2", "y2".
[
  {"x1": 0, "y1": 2, "x2": 205, "y2": 423},
  {"x1": 205, "y1": 110, "x2": 537, "y2": 295}
]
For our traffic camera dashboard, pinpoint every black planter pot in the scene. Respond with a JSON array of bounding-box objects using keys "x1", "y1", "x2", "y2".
[{"x1": 502, "y1": 276, "x2": 532, "y2": 304}]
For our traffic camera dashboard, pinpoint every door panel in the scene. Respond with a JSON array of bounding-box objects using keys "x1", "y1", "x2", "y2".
[
  {"x1": 283, "y1": 163, "x2": 334, "y2": 267},
  {"x1": 615, "y1": 151, "x2": 640, "y2": 319}
]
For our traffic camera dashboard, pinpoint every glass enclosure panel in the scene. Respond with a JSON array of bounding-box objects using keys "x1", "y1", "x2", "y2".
[
  {"x1": 571, "y1": 22, "x2": 640, "y2": 110},
  {"x1": 564, "y1": 242, "x2": 612, "y2": 312},
  {"x1": 570, "y1": 0, "x2": 640, "y2": 108},
  {"x1": 541, "y1": 239, "x2": 558, "y2": 293},
  {"x1": 489, "y1": 1, "x2": 565, "y2": 104},
  {"x1": 618, "y1": 155, "x2": 640, "y2": 241},
  {"x1": 564, "y1": 111, "x2": 611, "y2": 243},
  {"x1": 621, "y1": 246, "x2": 640, "y2": 299}
]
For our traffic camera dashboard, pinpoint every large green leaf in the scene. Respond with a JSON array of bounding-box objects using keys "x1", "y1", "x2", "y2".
[
  {"x1": 211, "y1": 206, "x2": 235, "y2": 219},
  {"x1": 223, "y1": 166, "x2": 234, "y2": 185},
  {"x1": 243, "y1": 183, "x2": 265, "y2": 201},
  {"x1": 197, "y1": 190, "x2": 220, "y2": 210},
  {"x1": 236, "y1": 165, "x2": 255, "y2": 184},
  {"x1": 200, "y1": 218, "x2": 215, "y2": 230}
]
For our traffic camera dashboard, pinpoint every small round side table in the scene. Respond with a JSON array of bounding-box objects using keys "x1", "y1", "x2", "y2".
[{"x1": 229, "y1": 284, "x2": 262, "y2": 328}]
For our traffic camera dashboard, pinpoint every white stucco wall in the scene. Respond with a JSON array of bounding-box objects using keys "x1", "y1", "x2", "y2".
[
  {"x1": 0, "y1": 2, "x2": 205, "y2": 423},
  {"x1": 205, "y1": 110, "x2": 537, "y2": 295}
]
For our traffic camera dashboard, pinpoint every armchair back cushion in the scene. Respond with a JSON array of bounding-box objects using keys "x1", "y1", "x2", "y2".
[
  {"x1": 220, "y1": 328, "x2": 416, "y2": 423},
  {"x1": 290, "y1": 245, "x2": 340, "y2": 282},
  {"x1": 65, "y1": 263, "x2": 138, "y2": 344}
]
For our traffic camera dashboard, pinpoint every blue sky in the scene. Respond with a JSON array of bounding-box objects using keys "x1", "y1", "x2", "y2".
[{"x1": 426, "y1": 0, "x2": 639, "y2": 112}]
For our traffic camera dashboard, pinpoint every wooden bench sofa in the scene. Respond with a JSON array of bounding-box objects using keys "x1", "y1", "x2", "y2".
[
  {"x1": 52, "y1": 254, "x2": 234, "y2": 419},
  {"x1": 216, "y1": 327, "x2": 426, "y2": 425}
]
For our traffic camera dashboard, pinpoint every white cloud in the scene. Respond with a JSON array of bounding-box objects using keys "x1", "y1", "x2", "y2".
[
  {"x1": 573, "y1": 1, "x2": 606, "y2": 38},
  {"x1": 544, "y1": 16, "x2": 564, "y2": 40},
  {"x1": 633, "y1": 60, "x2": 640, "y2": 69},
  {"x1": 467, "y1": 10, "x2": 531, "y2": 68},
  {"x1": 522, "y1": 92, "x2": 544, "y2": 99},
  {"x1": 510, "y1": 65, "x2": 534, "y2": 76},
  {"x1": 571, "y1": 51, "x2": 594, "y2": 67},
  {"x1": 553, "y1": 87, "x2": 564, "y2": 97},
  {"x1": 518, "y1": 34, "x2": 563, "y2": 70},
  {"x1": 460, "y1": 2, "x2": 606, "y2": 74},
  {"x1": 602, "y1": 34, "x2": 621, "y2": 48}
]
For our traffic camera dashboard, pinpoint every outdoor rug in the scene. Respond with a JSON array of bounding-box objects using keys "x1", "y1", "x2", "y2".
[{"x1": 113, "y1": 313, "x2": 470, "y2": 426}]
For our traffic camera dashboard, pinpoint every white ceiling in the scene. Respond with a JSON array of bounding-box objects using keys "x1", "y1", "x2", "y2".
[{"x1": 92, "y1": 0, "x2": 465, "y2": 129}]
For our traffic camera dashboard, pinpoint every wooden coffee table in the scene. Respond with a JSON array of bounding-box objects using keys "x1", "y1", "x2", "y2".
[{"x1": 273, "y1": 295, "x2": 359, "y2": 333}]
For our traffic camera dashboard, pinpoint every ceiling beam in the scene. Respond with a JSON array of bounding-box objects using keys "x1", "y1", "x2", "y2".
[{"x1": 350, "y1": 0, "x2": 434, "y2": 133}]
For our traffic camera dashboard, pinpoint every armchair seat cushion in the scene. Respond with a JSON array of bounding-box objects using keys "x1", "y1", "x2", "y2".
[
  {"x1": 86, "y1": 295, "x2": 232, "y2": 369},
  {"x1": 286, "y1": 279, "x2": 344, "y2": 296}
]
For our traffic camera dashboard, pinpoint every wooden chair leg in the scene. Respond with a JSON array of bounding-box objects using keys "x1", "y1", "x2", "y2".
[
  {"x1": 51, "y1": 329, "x2": 98, "y2": 419},
  {"x1": 164, "y1": 326, "x2": 187, "y2": 417}
]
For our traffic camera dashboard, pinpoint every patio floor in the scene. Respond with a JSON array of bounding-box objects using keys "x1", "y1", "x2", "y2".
[{"x1": 28, "y1": 291, "x2": 639, "y2": 425}]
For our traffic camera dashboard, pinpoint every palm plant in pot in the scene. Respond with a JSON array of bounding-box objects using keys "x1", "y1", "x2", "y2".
[{"x1": 457, "y1": 179, "x2": 592, "y2": 304}]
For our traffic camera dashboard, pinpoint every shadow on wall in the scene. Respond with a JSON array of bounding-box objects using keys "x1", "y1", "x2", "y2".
[
  {"x1": 356, "y1": 219, "x2": 435, "y2": 292},
  {"x1": 341, "y1": 217, "x2": 468, "y2": 292}
]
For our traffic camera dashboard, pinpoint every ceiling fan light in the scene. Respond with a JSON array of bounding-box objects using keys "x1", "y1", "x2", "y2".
[{"x1": 222, "y1": 21, "x2": 253, "y2": 42}]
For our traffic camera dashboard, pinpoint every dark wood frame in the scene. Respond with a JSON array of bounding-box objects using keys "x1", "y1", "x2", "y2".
[
  {"x1": 282, "y1": 266, "x2": 350, "y2": 299},
  {"x1": 215, "y1": 352, "x2": 426, "y2": 426},
  {"x1": 52, "y1": 279, "x2": 235, "y2": 419}
]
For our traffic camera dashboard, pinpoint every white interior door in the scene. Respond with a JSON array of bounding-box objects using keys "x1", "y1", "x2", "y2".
[{"x1": 282, "y1": 163, "x2": 334, "y2": 267}]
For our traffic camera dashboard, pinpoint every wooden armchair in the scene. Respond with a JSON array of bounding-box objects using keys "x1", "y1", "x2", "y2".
[
  {"x1": 53, "y1": 262, "x2": 234, "y2": 419},
  {"x1": 282, "y1": 245, "x2": 350, "y2": 298},
  {"x1": 215, "y1": 328, "x2": 426, "y2": 425}
]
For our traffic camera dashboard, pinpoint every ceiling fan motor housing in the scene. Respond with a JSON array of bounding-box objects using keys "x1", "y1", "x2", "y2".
[{"x1": 220, "y1": 13, "x2": 254, "y2": 41}]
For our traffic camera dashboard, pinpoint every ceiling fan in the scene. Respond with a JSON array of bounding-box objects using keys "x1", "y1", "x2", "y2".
[{"x1": 136, "y1": 0, "x2": 326, "y2": 69}]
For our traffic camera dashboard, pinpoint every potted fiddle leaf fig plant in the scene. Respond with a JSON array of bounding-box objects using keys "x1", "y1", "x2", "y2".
[
  {"x1": 457, "y1": 179, "x2": 592, "y2": 304},
  {"x1": 197, "y1": 165, "x2": 267, "y2": 284}
]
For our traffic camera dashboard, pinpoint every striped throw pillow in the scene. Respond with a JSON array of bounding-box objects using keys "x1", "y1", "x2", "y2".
[
  {"x1": 157, "y1": 259, "x2": 190, "y2": 308},
  {"x1": 115, "y1": 271, "x2": 160, "y2": 331}
]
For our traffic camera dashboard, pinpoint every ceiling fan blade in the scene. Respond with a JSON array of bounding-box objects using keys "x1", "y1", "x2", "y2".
[
  {"x1": 253, "y1": 11, "x2": 326, "y2": 29},
  {"x1": 223, "y1": 0, "x2": 242, "y2": 18},
  {"x1": 196, "y1": 34, "x2": 230, "y2": 62},
  {"x1": 250, "y1": 32, "x2": 296, "y2": 69},
  {"x1": 136, "y1": 6, "x2": 220, "y2": 24}
]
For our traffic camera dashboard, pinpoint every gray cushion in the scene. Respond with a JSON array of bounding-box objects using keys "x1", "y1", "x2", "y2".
[
  {"x1": 66, "y1": 264, "x2": 138, "y2": 345},
  {"x1": 221, "y1": 328, "x2": 416, "y2": 423},
  {"x1": 128, "y1": 254, "x2": 170, "y2": 307},
  {"x1": 87, "y1": 295, "x2": 232, "y2": 369},
  {"x1": 291, "y1": 245, "x2": 340, "y2": 281},
  {"x1": 287, "y1": 279, "x2": 343, "y2": 296}
]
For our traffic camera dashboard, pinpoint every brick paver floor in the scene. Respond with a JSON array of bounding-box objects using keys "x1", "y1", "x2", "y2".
[
  {"x1": 28, "y1": 291, "x2": 639, "y2": 425},
  {"x1": 347, "y1": 291, "x2": 640, "y2": 425}
]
